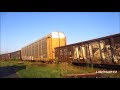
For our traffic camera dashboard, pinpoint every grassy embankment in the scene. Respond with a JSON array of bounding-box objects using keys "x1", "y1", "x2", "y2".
[{"x1": 0, "y1": 60, "x2": 120, "y2": 78}]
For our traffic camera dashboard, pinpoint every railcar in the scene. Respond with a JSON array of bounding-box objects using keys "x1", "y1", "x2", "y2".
[
  {"x1": 10, "y1": 50, "x2": 21, "y2": 60},
  {"x1": 0, "y1": 55, "x2": 2, "y2": 60},
  {"x1": 55, "y1": 33, "x2": 120, "y2": 65},
  {"x1": 0, "y1": 53, "x2": 11, "y2": 60},
  {"x1": 21, "y1": 32, "x2": 66, "y2": 62}
]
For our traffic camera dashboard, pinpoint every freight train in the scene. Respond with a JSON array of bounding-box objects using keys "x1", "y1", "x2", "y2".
[
  {"x1": 0, "y1": 32, "x2": 120, "y2": 67},
  {"x1": 0, "y1": 32, "x2": 66, "y2": 62}
]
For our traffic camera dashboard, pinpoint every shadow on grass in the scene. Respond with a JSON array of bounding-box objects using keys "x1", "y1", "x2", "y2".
[{"x1": 0, "y1": 65, "x2": 26, "y2": 78}]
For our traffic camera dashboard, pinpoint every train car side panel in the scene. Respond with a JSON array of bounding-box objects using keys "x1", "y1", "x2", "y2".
[
  {"x1": 113, "y1": 36, "x2": 120, "y2": 64},
  {"x1": 10, "y1": 50, "x2": 21, "y2": 60},
  {"x1": 55, "y1": 33, "x2": 120, "y2": 65},
  {"x1": 21, "y1": 32, "x2": 66, "y2": 62},
  {"x1": 1, "y1": 53, "x2": 11, "y2": 60}
]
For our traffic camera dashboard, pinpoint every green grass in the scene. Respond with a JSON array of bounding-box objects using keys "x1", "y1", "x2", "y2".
[
  {"x1": 18, "y1": 65, "x2": 61, "y2": 78},
  {"x1": 0, "y1": 60, "x2": 120, "y2": 78}
]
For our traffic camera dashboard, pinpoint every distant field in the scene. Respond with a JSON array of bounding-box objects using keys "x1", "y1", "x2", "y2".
[{"x1": 0, "y1": 60, "x2": 120, "y2": 78}]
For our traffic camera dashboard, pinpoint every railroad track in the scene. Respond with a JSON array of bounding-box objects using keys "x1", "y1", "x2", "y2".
[
  {"x1": 64, "y1": 73, "x2": 102, "y2": 78},
  {"x1": 72, "y1": 62, "x2": 120, "y2": 70}
]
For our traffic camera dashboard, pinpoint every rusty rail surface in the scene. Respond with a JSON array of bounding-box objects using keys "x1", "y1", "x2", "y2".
[{"x1": 64, "y1": 73, "x2": 102, "y2": 78}]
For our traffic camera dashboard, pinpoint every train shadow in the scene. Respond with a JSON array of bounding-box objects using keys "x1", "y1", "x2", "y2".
[{"x1": 0, "y1": 65, "x2": 26, "y2": 78}]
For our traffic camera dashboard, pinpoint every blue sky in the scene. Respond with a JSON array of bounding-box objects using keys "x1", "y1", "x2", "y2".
[{"x1": 0, "y1": 12, "x2": 120, "y2": 54}]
